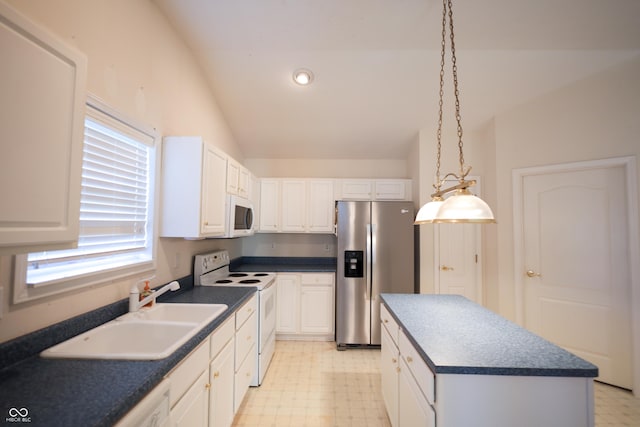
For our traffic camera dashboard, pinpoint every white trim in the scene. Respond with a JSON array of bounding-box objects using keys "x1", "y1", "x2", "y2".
[
  {"x1": 12, "y1": 94, "x2": 160, "y2": 304},
  {"x1": 512, "y1": 156, "x2": 639, "y2": 396},
  {"x1": 433, "y1": 176, "x2": 484, "y2": 303}
]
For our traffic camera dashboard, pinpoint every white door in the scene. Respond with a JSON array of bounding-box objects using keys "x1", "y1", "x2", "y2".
[
  {"x1": 435, "y1": 223, "x2": 481, "y2": 303},
  {"x1": 434, "y1": 177, "x2": 483, "y2": 304},
  {"x1": 515, "y1": 159, "x2": 634, "y2": 389}
]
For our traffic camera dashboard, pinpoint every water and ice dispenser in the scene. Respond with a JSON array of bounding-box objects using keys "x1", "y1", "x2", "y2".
[{"x1": 343, "y1": 250, "x2": 364, "y2": 278}]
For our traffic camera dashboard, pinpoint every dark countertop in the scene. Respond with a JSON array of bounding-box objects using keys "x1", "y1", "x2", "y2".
[
  {"x1": 381, "y1": 293, "x2": 598, "y2": 377},
  {"x1": 0, "y1": 283, "x2": 256, "y2": 427},
  {"x1": 231, "y1": 256, "x2": 336, "y2": 273}
]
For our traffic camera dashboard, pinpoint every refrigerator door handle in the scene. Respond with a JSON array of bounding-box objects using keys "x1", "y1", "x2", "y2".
[{"x1": 366, "y1": 223, "x2": 373, "y2": 301}]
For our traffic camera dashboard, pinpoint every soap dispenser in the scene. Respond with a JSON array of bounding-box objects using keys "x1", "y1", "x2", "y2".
[{"x1": 140, "y1": 279, "x2": 154, "y2": 308}]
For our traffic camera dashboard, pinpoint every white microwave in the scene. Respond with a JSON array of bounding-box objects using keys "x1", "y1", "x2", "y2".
[{"x1": 226, "y1": 195, "x2": 255, "y2": 238}]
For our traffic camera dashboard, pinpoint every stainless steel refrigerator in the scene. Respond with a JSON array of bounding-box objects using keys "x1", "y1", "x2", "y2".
[{"x1": 336, "y1": 200, "x2": 415, "y2": 348}]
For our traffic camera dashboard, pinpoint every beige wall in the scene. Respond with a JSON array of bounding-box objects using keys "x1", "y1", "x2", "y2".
[
  {"x1": 0, "y1": 0, "x2": 245, "y2": 342},
  {"x1": 245, "y1": 158, "x2": 409, "y2": 179},
  {"x1": 491, "y1": 55, "x2": 640, "y2": 321}
]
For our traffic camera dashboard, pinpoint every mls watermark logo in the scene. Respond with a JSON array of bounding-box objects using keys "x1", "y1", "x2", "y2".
[{"x1": 6, "y1": 407, "x2": 31, "y2": 423}]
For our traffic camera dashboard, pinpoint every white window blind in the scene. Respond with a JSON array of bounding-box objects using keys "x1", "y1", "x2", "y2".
[{"x1": 25, "y1": 103, "x2": 156, "y2": 286}]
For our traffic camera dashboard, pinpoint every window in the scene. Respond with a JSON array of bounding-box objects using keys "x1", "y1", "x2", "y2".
[{"x1": 13, "y1": 97, "x2": 158, "y2": 302}]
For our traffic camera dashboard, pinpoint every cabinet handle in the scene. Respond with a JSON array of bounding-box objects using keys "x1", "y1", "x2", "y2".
[
  {"x1": 213, "y1": 371, "x2": 220, "y2": 378},
  {"x1": 396, "y1": 367, "x2": 401, "y2": 373},
  {"x1": 247, "y1": 335, "x2": 252, "y2": 341},
  {"x1": 441, "y1": 265, "x2": 454, "y2": 271},
  {"x1": 391, "y1": 358, "x2": 397, "y2": 363},
  {"x1": 205, "y1": 383, "x2": 211, "y2": 390},
  {"x1": 383, "y1": 319, "x2": 389, "y2": 323},
  {"x1": 407, "y1": 356, "x2": 413, "y2": 363},
  {"x1": 204, "y1": 221, "x2": 209, "y2": 226}
]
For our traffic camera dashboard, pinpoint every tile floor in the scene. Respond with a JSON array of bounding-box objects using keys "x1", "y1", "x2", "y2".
[{"x1": 233, "y1": 341, "x2": 640, "y2": 427}]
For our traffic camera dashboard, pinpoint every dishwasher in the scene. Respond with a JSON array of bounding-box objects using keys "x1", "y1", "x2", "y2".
[{"x1": 115, "y1": 378, "x2": 171, "y2": 427}]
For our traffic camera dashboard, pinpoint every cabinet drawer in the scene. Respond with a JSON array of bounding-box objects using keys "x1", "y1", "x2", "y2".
[
  {"x1": 236, "y1": 294, "x2": 257, "y2": 330},
  {"x1": 399, "y1": 330, "x2": 435, "y2": 405},
  {"x1": 235, "y1": 310, "x2": 257, "y2": 369},
  {"x1": 234, "y1": 343, "x2": 256, "y2": 413},
  {"x1": 210, "y1": 315, "x2": 235, "y2": 360},
  {"x1": 168, "y1": 339, "x2": 210, "y2": 408},
  {"x1": 381, "y1": 304, "x2": 399, "y2": 346},
  {"x1": 300, "y1": 273, "x2": 334, "y2": 286}
]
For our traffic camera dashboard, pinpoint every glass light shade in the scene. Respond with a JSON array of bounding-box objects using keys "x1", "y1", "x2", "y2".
[
  {"x1": 414, "y1": 197, "x2": 444, "y2": 224},
  {"x1": 433, "y1": 189, "x2": 496, "y2": 223}
]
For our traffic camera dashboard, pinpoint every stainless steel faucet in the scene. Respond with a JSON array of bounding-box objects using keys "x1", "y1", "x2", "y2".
[{"x1": 129, "y1": 281, "x2": 180, "y2": 312}]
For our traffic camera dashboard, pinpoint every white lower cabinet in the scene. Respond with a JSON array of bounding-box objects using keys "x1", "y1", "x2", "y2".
[
  {"x1": 381, "y1": 303, "x2": 594, "y2": 427},
  {"x1": 275, "y1": 273, "x2": 334, "y2": 340},
  {"x1": 234, "y1": 295, "x2": 258, "y2": 413},
  {"x1": 380, "y1": 325, "x2": 399, "y2": 427},
  {"x1": 121, "y1": 294, "x2": 258, "y2": 427},
  {"x1": 172, "y1": 370, "x2": 209, "y2": 427},
  {"x1": 209, "y1": 339, "x2": 235, "y2": 427},
  {"x1": 398, "y1": 357, "x2": 436, "y2": 427},
  {"x1": 381, "y1": 304, "x2": 436, "y2": 427}
]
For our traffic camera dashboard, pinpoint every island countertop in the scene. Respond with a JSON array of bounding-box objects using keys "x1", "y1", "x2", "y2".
[{"x1": 380, "y1": 293, "x2": 598, "y2": 377}]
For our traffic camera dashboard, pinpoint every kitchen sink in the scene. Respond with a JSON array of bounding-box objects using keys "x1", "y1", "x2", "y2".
[
  {"x1": 120, "y1": 303, "x2": 227, "y2": 326},
  {"x1": 41, "y1": 303, "x2": 228, "y2": 360}
]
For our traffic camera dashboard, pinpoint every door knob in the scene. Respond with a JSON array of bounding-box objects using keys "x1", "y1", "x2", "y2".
[
  {"x1": 441, "y1": 265, "x2": 454, "y2": 271},
  {"x1": 526, "y1": 270, "x2": 541, "y2": 278}
]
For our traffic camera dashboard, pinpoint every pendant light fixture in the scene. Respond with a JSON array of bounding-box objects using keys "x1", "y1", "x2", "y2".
[{"x1": 415, "y1": 0, "x2": 495, "y2": 224}]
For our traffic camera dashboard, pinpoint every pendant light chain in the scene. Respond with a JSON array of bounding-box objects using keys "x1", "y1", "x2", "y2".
[
  {"x1": 434, "y1": 0, "x2": 448, "y2": 193},
  {"x1": 447, "y1": 0, "x2": 470, "y2": 181}
]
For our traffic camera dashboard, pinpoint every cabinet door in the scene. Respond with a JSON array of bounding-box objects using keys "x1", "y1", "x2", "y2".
[
  {"x1": 398, "y1": 358, "x2": 435, "y2": 427},
  {"x1": 281, "y1": 180, "x2": 307, "y2": 232},
  {"x1": 374, "y1": 180, "x2": 408, "y2": 200},
  {"x1": 171, "y1": 370, "x2": 209, "y2": 427},
  {"x1": 276, "y1": 274, "x2": 299, "y2": 333},
  {"x1": 381, "y1": 326, "x2": 399, "y2": 427},
  {"x1": 340, "y1": 180, "x2": 372, "y2": 200},
  {"x1": 259, "y1": 179, "x2": 280, "y2": 232},
  {"x1": 201, "y1": 145, "x2": 227, "y2": 236},
  {"x1": 238, "y1": 168, "x2": 250, "y2": 199},
  {"x1": 0, "y1": 2, "x2": 87, "y2": 253},
  {"x1": 307, "y1": 180, "x2": 335, "y2": 233},
  {"x1": 300, "y1": 285, "x2": 333, "y2": 334},
  {"x1": 234, "y1": 343, "x2": 256, "y2": 413},
  {"x1": 226, "y1": 159, "x2": 239, "y2": 195},
  {"x1": 209, "y1": 340, "x2": 235, "y2": 427}
]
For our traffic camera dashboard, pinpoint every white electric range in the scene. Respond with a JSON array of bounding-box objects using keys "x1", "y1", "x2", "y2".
[{"x1": 194, "y1": 250, "x2": 276, "y2": 386}]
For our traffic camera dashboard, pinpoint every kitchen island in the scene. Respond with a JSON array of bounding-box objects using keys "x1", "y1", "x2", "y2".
[{"x1": 380, "y1": 293, "x2": 598, "y2": 427}]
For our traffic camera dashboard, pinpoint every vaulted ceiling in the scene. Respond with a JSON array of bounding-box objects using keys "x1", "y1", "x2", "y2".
[{"x1": 154, "y1": 0, "x2": 640, "y2": 160}]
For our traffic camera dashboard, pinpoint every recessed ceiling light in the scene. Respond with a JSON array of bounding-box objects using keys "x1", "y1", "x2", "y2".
[{"x1": 293, "y1": 69, "x2": 314, "y2": 85}]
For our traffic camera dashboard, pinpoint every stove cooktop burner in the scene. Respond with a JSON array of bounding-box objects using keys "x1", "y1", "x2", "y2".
[
  {"x1": 253, "y1": 273, "x2": 269, "y2": 277},
  {"x1": 215, "y1": 279, "x2": 233, "y2": 284},
  {"x1": 229, "y1": 273, "x2": 249, "y2": 277},
  {"x1": 239, "y1": 279, "x2": 260, "y2": 284}
]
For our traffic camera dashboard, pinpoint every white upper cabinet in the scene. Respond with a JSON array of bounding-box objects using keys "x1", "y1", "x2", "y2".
[
  {"x1": 0, "y1": 3, "x2": 87, "y2": 254},
  {"x1": 339, "y1": 179, "x2": 373, "y2": 200},
  {"x1": 259, "y1": 179, "x2": 335, "y2": 234},
  {"x1": 281, "y1": 180, "x2": 307, "y2": 232},
  {"x1": 226, "y1": 157, "x2": 251, "y2": 199},
  {"x1": 161, "y1": 136, "x2": 227, "y2": 238},
  {"x1": 306, "y1": 180, "x2": 335, "y2": 233},
  {"x1": 337, "y1": 179, "x2": 412, "y2": 201},
  {"x1": 374, "y1": 179, "x2": 412, "y2": 200},
  {"x1": 258, "y1": 179, "x2": 280, "y2": 232}
]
